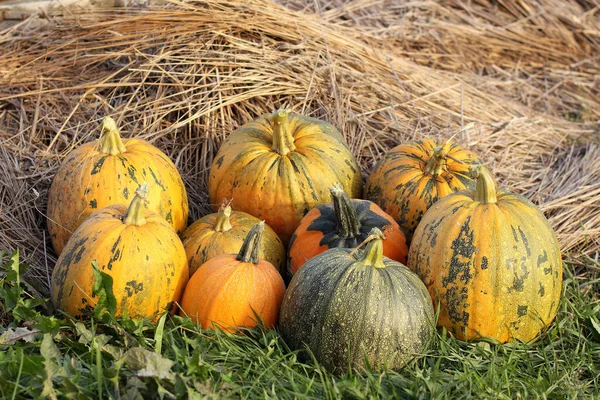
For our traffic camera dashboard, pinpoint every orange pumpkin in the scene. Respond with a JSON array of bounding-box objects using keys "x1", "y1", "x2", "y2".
[
  {"x1": 51, "y1": 184, "x2": 189, "y2": 319},
  {"x1": 179, "y1": 222, "x2": 286, "y2": 331},
  {"x1": 208, "y1": 109, "x2": 362, "y2": 245},
  {"x1": 47, "y1": 116, "x2": 188, "y2": 255},
  {"x1": 288, "y1": 184, "x2": 408, "y2": 277},
  {"x1": 408, "y1": 166, "x2": 563, "y2": 342},
  {"x1": 181, "y1": 203, "x2": 285, "y2": 276},
  {"x1": 365, "y1": 138, "x2": 481, "y2": 243}
]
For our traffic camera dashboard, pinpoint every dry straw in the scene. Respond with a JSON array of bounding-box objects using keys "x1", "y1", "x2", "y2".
[{"x1": 0, "y1": 0, "x2": 598, "y2": 295}]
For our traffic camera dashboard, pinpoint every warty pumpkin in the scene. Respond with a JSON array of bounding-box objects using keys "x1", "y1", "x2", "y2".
[
  {"x1": 47, "y1": 116, "x2": 188, "y2": 255},
  {"x1": 179, "y1": 222, "x2": 286, "y2": 332},
  {"x1": 51, "y1": 184, "x2": 189, "y2": 319},
  {"x1": 407, "y1": 166, "x2": 563, "y2": 343},
  {"x1": 208, "y1": 109, "x2": 362, "y2": 245},
  {"x1": 288, "y1": 183, "x2": 408, "y2": 277},
  {"x1": 280, "y1": 228, "x2": 435, "y2": 375},
  {"x1": 181, "y1": 203, "x2": 286, "y2": 276},
  {"x1": 365, "y1": 138, "x2": 481, "y2": 243}
]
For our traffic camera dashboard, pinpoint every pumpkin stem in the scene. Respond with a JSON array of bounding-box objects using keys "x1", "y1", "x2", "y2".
[
  {"x1": 471, "y1": 165, "x2": 498, "y2": 204},
  {"x1": 270, "y1": 109, "x2": 296, "y2": 156},
  {"x1": 423, "y1": 138, "x2": 461, "y2": 177},
  {"x1": 351, "y1": 228, "x2": 386, "y2": 269},
  {"x1": 123, "y1": 183, "x2": 149, "y2": 226},
  {"x1": 100, "y1": 116, "x2": 127, "y2": 155},
  {"x1": 214, "y1": 204, "x2": 233, "y2": 232},
  {"x1": 330, "y1": 184, "x2": 360, "y2": 238},
  {"x1": 237, "y1": 221, "x2": 264, "y2": 264}
]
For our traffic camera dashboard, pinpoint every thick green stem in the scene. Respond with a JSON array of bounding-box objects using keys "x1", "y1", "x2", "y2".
[
  {"x1": 237, "y1": 222, "x2": 264, "y2": 264},
  {"x1": 423, "y1": 142, "x2": 450, "y2": 177},
  {"x1": 330, "y1": 184, "x2": 360, "y2": 238},
  {"x1": 352, "y1": 228, "x2": 386, "y2": 269},
  {"x1": 100, "y1": 116, "x2": 127, "y2": 155},
  {"x1": 472, "y1": 165, "x2": 498, "y2": 204},
  {"x1": 270, "y1": 109, "x2": 296, "y2": 156},
  {"x1": 214, "y1": 205, "x2": 233, "y2": 232},
  {"x1": 123, "y1": 183, "x2": 149, "y2": 226}
]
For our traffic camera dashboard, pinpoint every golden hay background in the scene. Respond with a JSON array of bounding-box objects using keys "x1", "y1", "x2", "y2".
[{"x1": 0, "y1": 0, "x2": 598, "y2": 296}]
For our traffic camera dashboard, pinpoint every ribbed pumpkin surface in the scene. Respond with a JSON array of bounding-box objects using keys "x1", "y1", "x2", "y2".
[
  {"x1": 181, "y1": 205, "x2": 285, "y2": 276},
  {"x1": 208, "y1": 110, "x2": 362, "y2": 245},
  {"x1": 365, "y1": 139, "x2": 481, "y2": 243},
  {"x1": 47, "y1": 117, "x2": 188, "y2": 255},
  {"x1": 408, "y1": 167, "x2": 562, "y2": 342},
  {"x1": 280, "y1": 229, "x2": 434, "y2": 374},
  {"x1": 51, "y1": 187, "x2": 189, "y2": 319}
]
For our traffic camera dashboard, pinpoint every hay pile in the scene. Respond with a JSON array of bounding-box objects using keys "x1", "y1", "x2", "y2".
[{"x1": 0, "y1": 0, "x2": 598, "y2": 295}]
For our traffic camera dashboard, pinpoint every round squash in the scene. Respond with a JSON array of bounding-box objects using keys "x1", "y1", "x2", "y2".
[
  {"x1": 51, "y1": 184, "x2": 189, "y2": 319},
  {"x1": 280, "y1": 228, "x2": 435, "y2": 374},
  {"x1": 288, "y1": 184, "x2": 408, "y2": 277},
  {"x1": 365, "y1": 138, "x2": 481, "y2": 243},
  {"x1": 47, "y1": 116, "x2": 188, "y2": 255},
  {"x1": 407, "y1": 166, "x2": 563, "y2": 343},
  {"x1": 181, "y1": 203, "x2": 286, "y2": 276},
  {"x1": 179, "y1": 222, "x2": 286, "y2": 332},
  {"x1": 208, "y1": 109, "x2": 362, "y2": 245}
]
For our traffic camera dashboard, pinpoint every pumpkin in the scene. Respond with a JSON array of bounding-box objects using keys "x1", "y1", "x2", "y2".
[
  {"x1": 365, "y1": 138, "x2": 481, "y2": 243},
  {"x1": 47, "y1": 116, "x2": 188, "y2": 255},
  {"x1": 287, "y1": 183, "x2": 408, "y2": 278},
  {"x1": 51, "y1": 184, "x2": 189, "y2": 319},
  {"x1": 407, "y1": 166, "x2": 563, "y2": 342},
  {"x1": 280, "y1": 228, "x2": 435, "y2": 374},
  {"x1": 181, "y1": 203, "x2": 286, "y2": 276},
  {"x1": 208, "y1": 109, "x2": 362, "y2": 245},
  {"x1": 179, "y1": 222, "x2": 286, "y2": 331}
]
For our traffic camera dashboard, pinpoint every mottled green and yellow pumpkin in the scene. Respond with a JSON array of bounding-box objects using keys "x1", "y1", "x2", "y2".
[
  {"x1": 51, "y1": 184, "x2": 189, "y2": 319},
  {"x1": 280, "y1": 228, "x2": 435, "y2": 374},
  {"x1": 407, "y1": 166, "x2": 562, "y2": 343},
  {"x1": 208, "y1": 109, "x2": 362, "y2": 245},
  {"x1": 47, "y1": 116, "x2": 188, "y2": 255},
  {"x1": 365, "y1": 138, "x2": 481, "y2": 243},
  {"x1": 288, "y1": 184, "x2": 408, "y2": 277},
  {"x1": 181, "y1": 203, "x2": 285, "y2": 276},
  {"x1": 179, "y1": 222, "x2": 286, "y2": 332}
]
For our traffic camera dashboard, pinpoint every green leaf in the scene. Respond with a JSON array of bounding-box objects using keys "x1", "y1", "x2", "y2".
[
  {"x1": 91, "y1": 260, "x2": 117, "y2": 319},
  {"x1": 0, "y1": 327, "x2": 41, "y2": 345},
  {"x1": 589, "y1": 315, "x2": 600, "y2": 341},
  {"x1": 123, "y1": 347, "x2": 175, "y2": 381},
  {"x1": 40, "y1": 333, "x2": 63, "y2": 400}
]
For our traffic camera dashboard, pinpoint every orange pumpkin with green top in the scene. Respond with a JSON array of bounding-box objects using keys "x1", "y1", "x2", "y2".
[
  {"x1": 181, "y1": 203, "x2": 286, "y2": 276},
  {"x1": 288, "y1": 184, "x2": 408, "y2": 277},
  {"x1": 50, "y1": 184, "x2": 189, "y2": 319},
  {"x1": 407, "y1": 166, "x2": 563, "y2": 342},
  {"x1": 47, "y1": 116, "x2": 188, "y2": 255},
  {"x1": 208, "y1": 109, "x2": 362, "y2": 246},
  {"x1": 179, "y1": 222, "x2": 286, "y2": 331},
  {"x1": 365, "y1": 138, "x2": 481, "y2": 243}
]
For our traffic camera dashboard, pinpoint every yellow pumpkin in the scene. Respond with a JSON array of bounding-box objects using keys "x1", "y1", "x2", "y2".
[
  {"x1": 51, "y1": 184, "x2": 189, "y2": 319},
  {"x1": 407, "y1": 166, "x2": 562, "y2": 342},
  {"x1": 47, "y1": 116, "x2": 188, "y2": 255},
  {"x1": 181, "y1": 203, "x2": 286, "y2": 276}
]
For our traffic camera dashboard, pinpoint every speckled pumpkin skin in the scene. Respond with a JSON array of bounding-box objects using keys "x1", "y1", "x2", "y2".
[
  {"x1": 279, "y1": 248, "x2": 435, "y2": 374},
  {"x1": 208, "y1": 113, "x2": 362, "y2": 245},
  {"x1": 47, "y1": 138, "x2": 188, "y2": 255},
  {"x1": 181, "y1": 210, "x2": 285, "y2": 276},
  {"x1": 407, "y1": 189, "x2": 563, "y2": 343},
  {"x1": 287, "y1": 199, "x2": 408, "y2": 277},
  {"x1": 365, "y1": 139, "x2": 481, "y2": 243},
  {"x1": 51, "y1": 205, "x2": 189, "y2": 319}
]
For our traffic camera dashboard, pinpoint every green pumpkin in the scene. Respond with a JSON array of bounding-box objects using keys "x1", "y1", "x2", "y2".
[{"x1": 279, "y1": 228, "x2": 435, "y2": 374}]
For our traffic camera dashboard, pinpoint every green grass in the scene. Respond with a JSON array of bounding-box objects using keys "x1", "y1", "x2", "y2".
[{"x1": 0, "y1": 251, "x2": 599, "y2": 399}]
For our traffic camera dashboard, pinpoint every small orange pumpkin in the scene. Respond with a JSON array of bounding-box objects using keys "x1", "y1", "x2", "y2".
[
  {"x1": 288, "y1": 184, "x2": 408, "y2": 277},
  {"x1": 181, "y1": 203, "x2": 285, "y2": 276},
  {"x1": 51, "y1": 184, "x2": 189, "y2": 319},
  {"x1": 365, "y1": 138, "x2": 481, "y2": 243},
  {"x1": 47, "y1": 116, "x2": 188, "y2": 255},
  {"x1": 179, "y1": 222, "x2": 286, "y2": 331}
]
